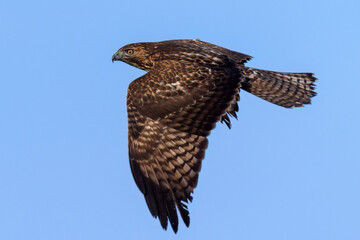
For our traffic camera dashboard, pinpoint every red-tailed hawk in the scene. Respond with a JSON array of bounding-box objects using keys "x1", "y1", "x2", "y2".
[{"x1": 112, "y1": 39, "x2": 317, "y2": 233}]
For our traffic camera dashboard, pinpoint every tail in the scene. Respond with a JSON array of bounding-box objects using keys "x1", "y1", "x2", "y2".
[{"x1": 241, "y1": 67, "x2": 317, "y2": 108}]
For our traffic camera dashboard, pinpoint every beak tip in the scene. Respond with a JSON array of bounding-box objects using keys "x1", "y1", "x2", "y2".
[{"x1": 112, "y1": 51, "x2": 124, "y2": 63}]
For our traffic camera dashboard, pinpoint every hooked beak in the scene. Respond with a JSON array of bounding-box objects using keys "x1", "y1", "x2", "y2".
[{"x1": 112, "y1": 51, "x2": 124, "y2": 62}]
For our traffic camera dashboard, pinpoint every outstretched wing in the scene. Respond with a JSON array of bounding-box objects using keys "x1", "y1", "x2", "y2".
[{"x1": 127, "y1": 59, "x2": 241, "y2": 232}]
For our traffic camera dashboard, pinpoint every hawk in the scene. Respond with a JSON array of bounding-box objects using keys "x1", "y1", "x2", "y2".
[{"x1": 112, "y1": 39, "x2": 316, "y2": 233}]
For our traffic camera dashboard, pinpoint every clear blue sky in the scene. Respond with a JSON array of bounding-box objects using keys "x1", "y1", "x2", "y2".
[{"x1": 1, "y1": 0, "x2": 359, "y2": 239}]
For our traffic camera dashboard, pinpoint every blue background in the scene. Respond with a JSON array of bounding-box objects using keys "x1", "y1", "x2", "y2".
[{"x1": 1, "y1": 0, "x2": 359, "y2": 239}]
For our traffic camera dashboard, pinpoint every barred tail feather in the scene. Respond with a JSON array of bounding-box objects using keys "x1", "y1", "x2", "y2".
[{"x1": 241, "y1": 67, "x2": 317, "y2": 108}]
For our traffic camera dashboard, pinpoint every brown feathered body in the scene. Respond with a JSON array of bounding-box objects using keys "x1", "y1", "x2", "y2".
[{"x1": 112, "y1": 39, "x2": 317, "y2": 232}]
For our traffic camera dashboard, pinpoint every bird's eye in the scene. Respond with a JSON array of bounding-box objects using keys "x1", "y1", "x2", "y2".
[{"x1": 126, "y1": 49, "x2": 134, "y2": 55}]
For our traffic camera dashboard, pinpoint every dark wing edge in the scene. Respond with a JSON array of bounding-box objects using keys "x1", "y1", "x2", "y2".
[
  {"x1": 128, "y1": 105, "x2": 208, "y2": 232},
  {"x1": 194, "y1": 39, "x2": 253, "y2": 64}
]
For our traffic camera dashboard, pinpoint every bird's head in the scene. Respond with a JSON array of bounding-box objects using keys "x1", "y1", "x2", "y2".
[{"x1": 112, "y1": 43, "x2": 156, "y2": 71}]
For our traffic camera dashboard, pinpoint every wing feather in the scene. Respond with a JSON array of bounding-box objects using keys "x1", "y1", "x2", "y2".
[{"x1": 127, "y1": 58, "x2": 241, "y2": 232}]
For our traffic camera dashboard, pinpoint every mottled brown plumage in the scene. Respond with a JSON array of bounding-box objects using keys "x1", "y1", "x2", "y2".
[{"x1": 112, "y1": 39, "x2": 317, "y2": 232}]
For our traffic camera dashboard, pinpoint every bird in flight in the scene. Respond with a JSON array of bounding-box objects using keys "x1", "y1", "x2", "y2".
[{"x1": 112, "y1": 39, "x2": 317, "y2": 233}]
